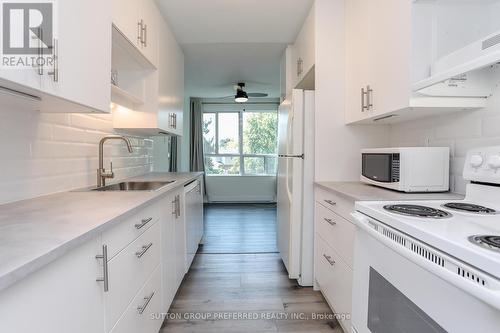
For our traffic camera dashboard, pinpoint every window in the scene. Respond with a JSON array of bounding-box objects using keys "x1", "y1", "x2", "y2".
[{"x1": 203, "y1": 108, "x2": 278, "y2": 176}]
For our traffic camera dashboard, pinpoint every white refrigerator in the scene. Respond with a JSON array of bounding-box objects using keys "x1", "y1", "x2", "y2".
[{"x1": 277, "y1": 89, "x2": 314, "y2": 287}]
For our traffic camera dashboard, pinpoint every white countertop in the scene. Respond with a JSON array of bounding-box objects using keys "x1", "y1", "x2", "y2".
[
  {"x1": 0, "y1": 172, "x2": 203, "y2": 291},
  {"x1": 315, "y1": 181, "x2": 465, "y2": 202}
]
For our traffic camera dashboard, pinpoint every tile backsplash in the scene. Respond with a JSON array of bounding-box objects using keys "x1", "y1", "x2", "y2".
[
  {"x1": 389, "y1": 84, "x2": 500, "y2": 194},
  {"x1": 0, "y1": 110, "x2": 154, "y2": 204}
]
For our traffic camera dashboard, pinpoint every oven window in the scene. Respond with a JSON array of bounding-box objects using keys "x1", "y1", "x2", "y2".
[
  {"x1": 367, "y1": 268, "x2": 446, "y2": 333},
  {"x1": 362, "y1": 154, "x2": 392, "y2": 182}
]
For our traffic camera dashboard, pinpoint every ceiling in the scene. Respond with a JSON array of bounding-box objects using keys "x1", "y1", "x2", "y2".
[{"x1": 156, "y1": 0, "x2": 314, "y2": 98}]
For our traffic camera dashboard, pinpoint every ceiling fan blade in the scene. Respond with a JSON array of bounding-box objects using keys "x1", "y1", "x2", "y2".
[{"x1": 247, "y1": 93, "x2": 268, "y2": 98}]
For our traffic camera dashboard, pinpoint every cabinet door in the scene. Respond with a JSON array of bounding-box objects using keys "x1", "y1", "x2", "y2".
[
  {"x1": 345, "y1": 0, "x2": 372, "y2": 123},
  {"x1": 112, "y1": 0, "x2": 141, "y2": 48},
  {"x1": 140, "y1": 0, "x2": 159, "y2": 67},
  {"x1": 41, "y1": 0, "x2": 112, "y2": 112},
  {"x1": 158, "y1": 15, "x2": 184, "y2": 136},
  {"x1": 369, "y1": 0, "x2": 412, "y2": 117},
  {"x1": 161, "y1": 192, "x2": 177, "y2": 311},
  {"x1": 0, "y1": 1, "x2": 44, "y2": 91},
  {"x1": 0, "y1": 237, "x2": 104, "y2": 333},
  {"x1": 174, "y1": 190, "x2": 186, "y2": 289}
]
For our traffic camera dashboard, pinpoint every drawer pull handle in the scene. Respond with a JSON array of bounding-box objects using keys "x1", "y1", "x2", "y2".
[
  {"x1": 323, "y1": 254, "x2": 335, "y2": 266},
  {"x1": 324, "y1": 200, "x2": 337, "y2": 206},
  {"x1": 135, "y1": 242, "x2": 153, "y2": 258},
  {"x1": 135, "y1": 217, "x2": 153, "y2": 229},
  {"x1": 137, "y1": 291, "x2": 155, "y2": 314},
  {"x1": 95, "y1": 245, "x2": 109, "y2": 292},
  {"x1": 324, "y1": 218, "x2": 336, "y2": 226}
]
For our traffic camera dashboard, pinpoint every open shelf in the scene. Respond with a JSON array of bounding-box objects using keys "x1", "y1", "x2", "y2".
[{"x1": 111, "y1": 84, "x2": 144, "y2": 109}]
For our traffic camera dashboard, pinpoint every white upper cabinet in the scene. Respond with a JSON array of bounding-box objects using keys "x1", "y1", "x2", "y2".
[
  {"x1": 0, "y1": 0, "x2": 112, "y2": 113},
  {"x1": 292, "y1": 3, "x2": 315, "y2": 89},
  {"x1": 41, "y1": 0, "x2": 112, "y2": 113},
  {"x1": 113, "y1": 7, "x2": 185, "y2": 137},
  {"x1": 346, "y1": 0, "x2": 493, "y2": 125},
  {"x1": 280, "y1": 46, "x2": 293, "y2": 103},
  {"x1": 111, "y1": 0, "x2": 158, "y2": 67},
  {"x1": 158, "y1": 14, "x2": 184, "y2": 137}
]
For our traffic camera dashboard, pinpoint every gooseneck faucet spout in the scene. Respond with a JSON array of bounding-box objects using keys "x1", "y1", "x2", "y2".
[{"x1": 97, "y1": 135, "x2": 134, "y2": 187}]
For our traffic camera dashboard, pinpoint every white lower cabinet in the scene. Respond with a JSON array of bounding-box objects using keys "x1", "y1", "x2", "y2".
[
  {"x1": 315, "y1": 235, "x2": 353, "y2": 331},
  {"x1": 105, "y1": 221, "x2": 161, "y2": 332},
  {"x1": 173, "y1": 189, "x2": 187, "y2": 289},
  {"x1": 314, "y1": 187, "x2": 356, "y2": 333},
  {"x1": 161, "y1": 191, "x2": 178, "y2": 311},
  {"x1": 110, "y1": 266, "x2": 163, "y2": 333},
  {"x1": 0, "y1": 236, "x2": 104, "y2": 333},
  {"x1": 0, "y1": 181, "x2": 203, "y2": 333}
]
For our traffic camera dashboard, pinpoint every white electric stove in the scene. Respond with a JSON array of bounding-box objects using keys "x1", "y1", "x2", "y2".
[{"x1": 351, "y1": 146, "x2": 500, "y2": 333}]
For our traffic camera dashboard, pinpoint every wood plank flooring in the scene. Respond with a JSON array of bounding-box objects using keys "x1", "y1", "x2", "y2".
[
  {"x1": 200, "y1": 204, "x2": 278, "y2": 254},
  {"x1": 160, "y1": 204, "x2": 343, "y2": 333}
]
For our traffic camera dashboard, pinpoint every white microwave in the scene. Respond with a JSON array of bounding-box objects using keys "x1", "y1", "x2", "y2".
[{"x1": 360, "y1": 147, "x2": 450, "y2": 192}]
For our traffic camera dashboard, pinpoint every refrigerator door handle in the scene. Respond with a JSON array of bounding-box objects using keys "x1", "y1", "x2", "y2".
[{"x1": 278, "y1": 154, "x2": 304, "y2": 159}]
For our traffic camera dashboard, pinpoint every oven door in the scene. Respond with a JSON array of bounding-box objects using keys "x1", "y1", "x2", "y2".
[
  {"x1": 351, "y1": 213, "x2": 500, "y2": 333},
  {"x1": 361, "y1": 153, "x2": 395, "y2": 183}
]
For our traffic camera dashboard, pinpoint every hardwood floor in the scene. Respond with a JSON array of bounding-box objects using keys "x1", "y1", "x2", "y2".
[
  {"x1": 200, "y1": 204, "x2": 278, "y2": 254},
  {"x1": 160, "y1": 204, "x2": 343, "y2": 333}
]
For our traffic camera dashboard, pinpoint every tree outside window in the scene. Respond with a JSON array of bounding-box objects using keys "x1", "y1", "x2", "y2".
[{"x1": 202, "y1": 108, "x2": 278, "y2": 176}]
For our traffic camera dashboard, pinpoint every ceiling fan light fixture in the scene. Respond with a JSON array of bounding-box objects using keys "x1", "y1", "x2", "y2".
[{"x1": 235, "y1": 89, "x2": 248, "y2": 103}]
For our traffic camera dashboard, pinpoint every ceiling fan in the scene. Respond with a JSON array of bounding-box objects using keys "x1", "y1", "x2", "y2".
[{"x1": 221, "y1": 82, "x2": 268, "y2": 103}]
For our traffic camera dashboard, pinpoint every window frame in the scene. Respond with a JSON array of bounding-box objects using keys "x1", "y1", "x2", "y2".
[{"x1": 202, "y1": 108, "x2": 278, "y2": 176}]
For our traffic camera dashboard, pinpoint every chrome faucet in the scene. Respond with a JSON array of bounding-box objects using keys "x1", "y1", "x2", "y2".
[{"x1": 97, "y1": 135, "x2": 133, "y2": 187}]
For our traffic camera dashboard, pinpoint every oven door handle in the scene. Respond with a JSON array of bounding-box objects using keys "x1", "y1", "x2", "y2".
[{"x1": 351, "y1": 212, "x2": 500, "y2": 312}]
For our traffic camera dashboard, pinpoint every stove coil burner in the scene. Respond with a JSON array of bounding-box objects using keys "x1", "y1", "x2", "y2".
[
  {"x1": 383, "y1": 204, "x2": 452, "y2": 219},
  {"x1": 469, "y1": 235, "x2": 500, "y2": 253},
  {"x1": 443, "y1": 202, "x2": 497, "y2": 215}
]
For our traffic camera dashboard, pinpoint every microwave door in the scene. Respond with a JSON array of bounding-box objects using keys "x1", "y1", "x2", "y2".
[{"x1": 362, "y1": 154, "x2": 393, "y2": 183}]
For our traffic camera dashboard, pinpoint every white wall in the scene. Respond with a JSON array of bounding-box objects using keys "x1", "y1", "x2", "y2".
[
  {"x1": 314, "y1": 0, "x2": 389, "y2": 182},
  {"x1": 0, "y1": 110, "x2": 155, "y2": 204},
  {"x1": 205, "y1": 176, "x2": 276, "y2": 202},
  {"x1": 389, "y1": 81, "x2": 500, "y2": 194}
]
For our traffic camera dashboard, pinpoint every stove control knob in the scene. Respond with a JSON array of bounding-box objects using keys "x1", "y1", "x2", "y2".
[
  {"x1": 487, "y1": 155, "x2": 500, "y2": 169},
  {"x1": 470, "y1": 154, "x2": 484, "y2": 168}
]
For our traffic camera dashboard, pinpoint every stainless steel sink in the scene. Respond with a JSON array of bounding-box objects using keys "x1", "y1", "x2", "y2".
[{"x1": 91, "y1": 181, "x2": 175, "y2": 191}]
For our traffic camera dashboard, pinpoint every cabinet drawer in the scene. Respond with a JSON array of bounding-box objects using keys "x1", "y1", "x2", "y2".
[
  {"x1": 105, "y1": 221, "x2": 161, "y2": 332},
  {"x1": 315, "y1": 234, "x2": 352, "y2": 333},
  {"x1": 315, "y1": 187, "x2": 355, "y2": 222},
  {"x1": 110, "y1": 265, "x2": 162, "y2": 333},
  {"x1": 315, "y1": 203, "x2": 355, "y2": 268},
  {"x1": 103, "y1": 201, "x2": 160, "y2": 259}
]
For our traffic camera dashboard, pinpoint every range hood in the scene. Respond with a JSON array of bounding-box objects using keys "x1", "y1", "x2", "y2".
[{"x1": 413, "y1": 30, "x2": 500, "y2": 96}]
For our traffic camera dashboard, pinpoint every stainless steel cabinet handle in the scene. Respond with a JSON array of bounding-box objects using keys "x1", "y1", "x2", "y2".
[
  {"x1": 47, "y1": 38, "x2": 58, "y2": 82},
  {"x1": 135, "y1": 217, "x2": 153, "y2": 229},
  {"x1": 361, "y1": 87, "x2": 368, "y2": 112},
  {"x1": 142, "y1": 23, "x2": 147, "y2": 47},
  {"x1": 324, "y1": 199, "x2": 336, "y2": 206},
  {"x1": 96, "y1": 245, "x2": 109, "y2": 292},
  {"x1": 135, "y1": 242, "x2": 153, "y2": 258},
  {"x1": 172, "y1": 197, "x2": 178, "y2": 217},
  {"x1": 176, "y1": 195, "x2": 181, "y2": 218},
  {"x1": 323, "y1": 254, "x2": 335, "y2": 266},
  {"x1": 324, "y1": 218, "x2": 336, "y2": 226},
  {"x1": 137, "y1": 291, "x2": 155, "y2": 314},
  {"x1": 366, "y1": 85, "x2": 373, "y2": 110},
  {"x1": 138, "y1": 20, "x2": 143, "y2": 46}
]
